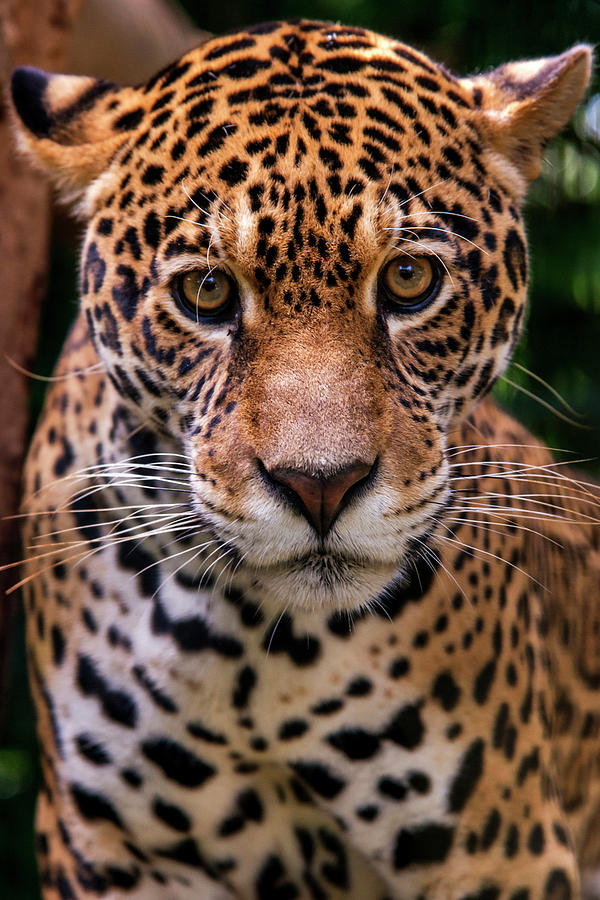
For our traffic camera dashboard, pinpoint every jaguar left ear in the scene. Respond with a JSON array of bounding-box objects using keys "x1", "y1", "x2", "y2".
[
  {"x1": 10, "y1": 67, "x2": 140, "y2": 210},
  {"x1": 465, "y1": 45, "x2": 593, "y2": 189}
]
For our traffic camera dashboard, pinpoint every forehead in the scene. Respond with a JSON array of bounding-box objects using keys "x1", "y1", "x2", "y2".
[{"x1": 115, "y1": 20, "x2": 479, "y2": 212}]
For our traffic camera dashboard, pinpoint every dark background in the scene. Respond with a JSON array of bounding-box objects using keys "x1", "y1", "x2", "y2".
[{"x1": 1, "y1": 0, "x2": 599, "y2": 896}]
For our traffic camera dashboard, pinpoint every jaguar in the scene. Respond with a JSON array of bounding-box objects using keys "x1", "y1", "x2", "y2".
[{"x1": 9, "y1": 17, "x2": 600, "y2": 899}]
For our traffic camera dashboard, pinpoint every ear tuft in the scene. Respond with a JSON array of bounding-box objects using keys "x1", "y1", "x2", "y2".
[
  {"x1": 467, "y1": 45, "x2": 593, "y2": 187},
  {"x1": 9, "y1": 67, "x2": 138, "y2": 214},
  {"x1": 490, "y1": 45, "x2": 592, "y2": 108},
  {"x1": 11, "y1": 67, "x2": 53, "y2": 137},
  {"x1": 10, "y1": 68, "x2": 116, "y2": 145}
]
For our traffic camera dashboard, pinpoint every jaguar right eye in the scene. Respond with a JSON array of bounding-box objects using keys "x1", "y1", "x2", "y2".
[
  {"x1": 379, "y1": 254, "x2": 442, "y2": 313},
  {"x1": 172, "y1": 269, "x2": 238, "y2": 321}
]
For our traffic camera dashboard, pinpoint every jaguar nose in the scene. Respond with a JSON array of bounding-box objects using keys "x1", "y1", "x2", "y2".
[{"x1": 262, "y1": 460, "x2": 377, "y2": 538}]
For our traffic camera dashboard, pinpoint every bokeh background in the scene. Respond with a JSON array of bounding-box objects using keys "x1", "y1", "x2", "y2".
[{"x1": 1, "y1": 0, "x2": 599, "y2": 896}]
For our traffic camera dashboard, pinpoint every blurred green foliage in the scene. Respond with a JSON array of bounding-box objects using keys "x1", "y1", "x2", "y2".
[{"x1": 1, "y1": 0, "x2": 598, "y2": 897}]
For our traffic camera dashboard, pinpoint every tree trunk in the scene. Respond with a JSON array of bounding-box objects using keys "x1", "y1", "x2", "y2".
[
  {"x1": 68, "y1": 0, "x2": 208, "y2": 84},
  {"x1": 0, "y1": 0, "x2": 84, "y2": 711},
  {"x1": 0, "y1": 0, "x2": 202, "y2": 714}
]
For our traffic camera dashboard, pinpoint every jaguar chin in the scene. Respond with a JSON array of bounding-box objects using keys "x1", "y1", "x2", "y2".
[{"x1": 250, "y1": 551, "x2": 404, "y2": 613}]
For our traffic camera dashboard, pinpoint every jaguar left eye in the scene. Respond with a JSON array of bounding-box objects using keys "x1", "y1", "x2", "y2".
[{"x1": 379, "y1": 253, "x2": 441, "y2": 312}]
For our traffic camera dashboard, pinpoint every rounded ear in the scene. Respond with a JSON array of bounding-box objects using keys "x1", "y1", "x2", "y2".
[
  {"x1": 10, "y1": 67, "x2": 141, "y2": 210},
  {"x1": 464, "y1": 45, "x2": 593, "y2": 188}
]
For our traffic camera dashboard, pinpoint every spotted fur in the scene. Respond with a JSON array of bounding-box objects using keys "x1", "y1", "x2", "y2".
[{"x1": 10, "y1": 20, "x2": 600, "y2": 899}]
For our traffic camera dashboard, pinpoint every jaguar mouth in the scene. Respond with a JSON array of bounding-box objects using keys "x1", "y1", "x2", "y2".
[{"x1": 255, "y1": 549, "x2": 392, "y2": 578}]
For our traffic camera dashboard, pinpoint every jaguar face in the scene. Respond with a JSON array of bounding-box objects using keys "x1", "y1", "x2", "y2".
[
  {"x1": 11, "y1": 21, "x2": 590, "y2": 610},
  {"x1": 133, "y1": 166, "x2": 455, "y2": 611}
]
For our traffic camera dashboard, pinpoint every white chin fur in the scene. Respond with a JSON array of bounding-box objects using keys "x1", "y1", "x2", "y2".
[{"x1": 249, "y1": 557, "x2": 400, "y2": 614}]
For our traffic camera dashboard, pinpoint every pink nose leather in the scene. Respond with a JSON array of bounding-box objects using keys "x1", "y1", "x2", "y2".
[{"x1": 268, "y1": 462, "x2": 373, "y2": 537}]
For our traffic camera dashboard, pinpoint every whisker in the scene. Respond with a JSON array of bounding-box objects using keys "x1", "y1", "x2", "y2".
[
  {"x1": 443, "y1": 515, "x2": 565, "y2": 549},
  {"x1": 201, "y1": 545, "x2": 237, "y2": 589},
  {"x1": 198, "y1": 538, "x2": 239, "y2": 588},
  {"x1": 181, "y1": 181, "x2": 233, "y2": 223},
  {"x1": 5, "y1": 355, "x2": 104, "y2": 383},
  {"x1": 448, "y1": 506, "x2": 600, "y2": 526},
  {"x1": 392, "y1": 237, "x2": 454, "y2": 285},
  {"x1": 448, "y1": 479, "x2": 600, "y2": 511},
  {"x1": 511, "y1": 362, "x2": 585, "y2": 419},
  {"x1": 448, "y1": 456, "x2": 596, "y2": 477},
  {"x1": 265, "y1": 604, "x2": 291, "y2": 656},
  {"x1": 5, "y1": 512, "x2": 202, "y2": 576},
  {"x1": 29, "y1": 507, "x2": 192, "y2": 543},
  {"x1": 446, "y1": 443, "x2": 576, "y2": 458},
  {"x1": 10, "y1": 502, "x2": 188, "y2": 524},
  {"x1": 224, "y1": 548, "x2": 250, "y2": 594},
  {"x1": 147, "y1": 539, "x2": 220, "y2": 598},
  {"x1": 390, "y1": 224, "x2": 489, "y2": 255},
  {"x1": 392, "y1": 209, "x2": 481, "y2": 225},
  {"x1": 412, "y1": 535, "x2": 469, "y2": 606},
  {"x1": 164, "y1": 214, "x2": 211, "y2": 230},
  {"x1": 500, "y1": 375, "x2": 592, "y2": 429},
  {"x1": 397, "y1": 179, "x2": 449, "y2": 208},
  {"x1": 365, "y1": 593, "x2": 392, "y2": 621},
  {"x1": 434, "y1": 529, "x2": 547, "y2": 592},
  {"x1": 25, "y1": 464, "x2": 192, "y2": 506},
  {"x1": 377, "y1": 162, "x2": 395, "y2": 209}
]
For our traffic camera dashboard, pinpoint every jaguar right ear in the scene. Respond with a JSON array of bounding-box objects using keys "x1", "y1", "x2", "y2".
[
  {"x1": 464, "y1": 45, "x2": 593, "y2": 194},
  {"x1": 10, "y1": 67, "x2": 142, "y2": 212}
]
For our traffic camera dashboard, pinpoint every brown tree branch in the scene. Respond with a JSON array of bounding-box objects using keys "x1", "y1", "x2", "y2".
[{"x1": 0, "y1": 0, "x2": 84, "y2": 713}]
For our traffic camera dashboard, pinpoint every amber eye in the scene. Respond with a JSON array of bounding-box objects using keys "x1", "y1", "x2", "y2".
[
  {"x1": 380, "y1": 254, "x2": 440, "y2": 311},
  {"x1": 173, "y1": 269, "x2": 236, "y2": 320}
]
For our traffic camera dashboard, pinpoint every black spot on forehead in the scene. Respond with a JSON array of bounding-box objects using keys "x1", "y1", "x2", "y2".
[
  {"x1": 144, "y1": 60, "x2": 192, "y2": 93},
  {"x1": 204, "y1": 36, "x2": 258, "y2": 61}
]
